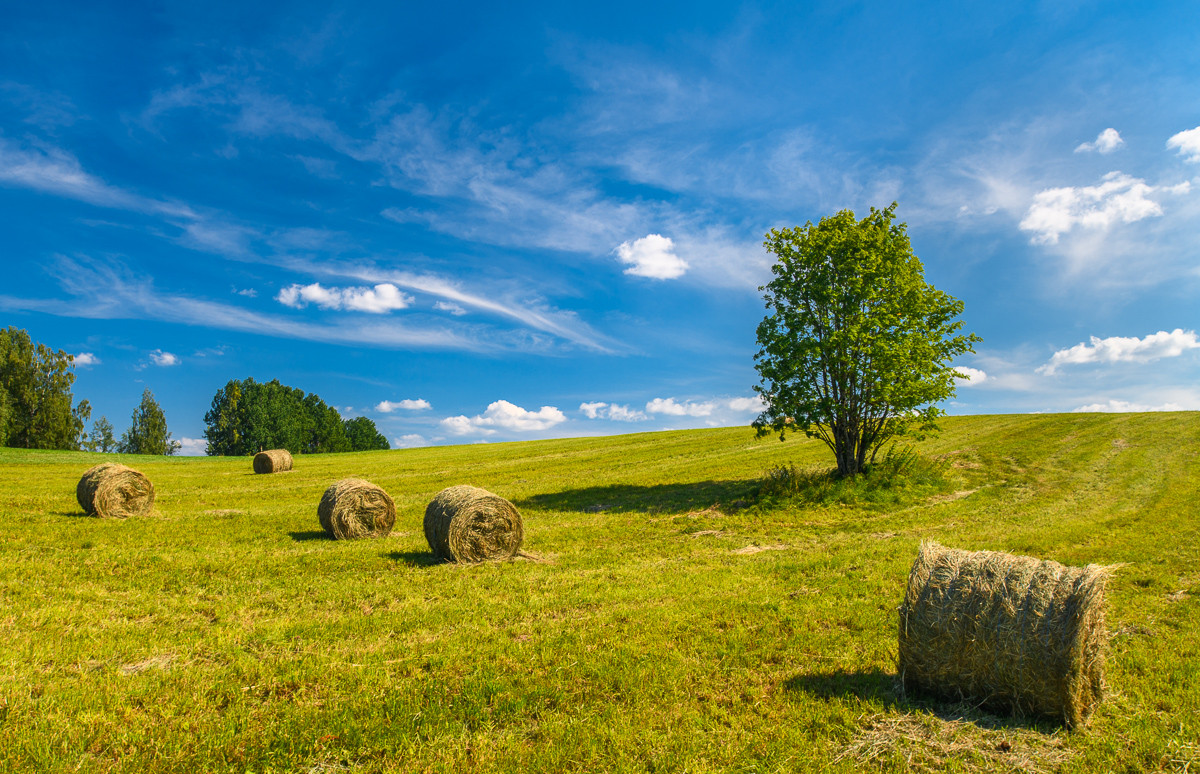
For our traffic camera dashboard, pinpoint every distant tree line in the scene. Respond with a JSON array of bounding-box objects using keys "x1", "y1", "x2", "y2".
[
  {"x1": 203, "y1": 377, "x2": 388, "y2": 456},
  {"x1": 3, "y1": 327, "x2": 387, "y2": 457}
]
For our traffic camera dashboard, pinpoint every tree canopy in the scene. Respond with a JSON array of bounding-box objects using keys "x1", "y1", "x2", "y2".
[
  {"x1": 203, "y1": 378, "x2": 388, "y2": 456},
  {"x1": 753, "y1": 203, "x2": 980, "y2": 477},
  {"x1": 118, "y1": 389, "x2": 180, "y2": 455},
  {"x1": 0, "y1": 326, "x2": 91, "y2": 450}
]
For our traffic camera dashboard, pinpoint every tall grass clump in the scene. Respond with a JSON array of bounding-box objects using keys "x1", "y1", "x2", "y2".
[{"x1": 756, "y1": 444, "x2": 953, "y2": 507}]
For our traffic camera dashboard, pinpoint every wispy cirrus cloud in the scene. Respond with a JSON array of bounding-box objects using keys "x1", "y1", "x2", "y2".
[{"x1": 1038, "y1": 329, "x2": 1200, "y2": 375}]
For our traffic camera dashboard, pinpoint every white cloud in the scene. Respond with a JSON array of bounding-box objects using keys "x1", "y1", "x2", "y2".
[
  {"x1": 277, "y1": 282, "x2": 413, "y2": 313},
  {"x1": 1075, "y1": 128, "x2": 1124, "y2": 154},
  {"x1": 727, "y1": 395, "x2": 766, "y2": 413},
  {"x1": 434, "y1": 300, "x2": 467, "y2": 316},
  {"x1": 1071, "y1": 399, "x2": 1184, "y2": 413},
  {"x1": 615, "y1": 234, "x2": 689, "y2": 279},
  {"x1": 953, "y1": 366, "x2": 988, "y2": 386},
  {"x1": 233, "y1": 287, "x2": 258, "y2": 298},
  {"x1": 1167, "y1": 126, "x2": 1200, "y2": 163},
  {"x1": 646, "y1": 397, "x2": 716, "y2": 417},
  {"x1": 177, "y1": 437, "x2": 208, "y2": 456},
  {"x1": 1038, "y1": 329, "x2": 1200, "y2": 375},
  {"x1": 440, "y1": 400, "x2": 567, "y2": 436},
  {"x1": 1019, "y1": 172, "x2": 1172, "y2": 245},
  {"x1": 393, "y1": 434, "x2": 428, "y2": 448},
  {"x1": 375, "y1": 398, "x2": 431, "y2": 412},
  {"x1": 149, "y1": 349, "x2": 180, "y2": 366},
  {"x1": 73, "y1": 352, "x2": 100, "y2": 367},
  {"x1": 579, "y1": 401, "x2": 648, "y2": 421}
]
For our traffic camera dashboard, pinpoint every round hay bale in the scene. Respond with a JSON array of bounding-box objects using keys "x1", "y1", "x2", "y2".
[
  {"x1": 424, "y1": 485, "x2": 523, "y2": 563},
  {"x1": 76, "y1": 463, "x2": 155, "y2": 519},
  {"x1": 898, "y1": 541, "x2": 1109, "y2": 729},
  {"x1": 253, "y1": 449, "x2": 293, "y2": 474},
  {"x1": 317, "y1": 478, "x2": 395, "y2": 540}
]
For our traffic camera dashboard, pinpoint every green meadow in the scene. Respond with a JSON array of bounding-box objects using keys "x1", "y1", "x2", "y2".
[{"x1": 0, "y1": 413, "x2": 1197, "y2": 773}]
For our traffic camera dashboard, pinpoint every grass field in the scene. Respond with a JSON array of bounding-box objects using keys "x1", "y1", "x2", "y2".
[{"x1": 0, "y1": 413, "x2": 1197, "y2": 773}]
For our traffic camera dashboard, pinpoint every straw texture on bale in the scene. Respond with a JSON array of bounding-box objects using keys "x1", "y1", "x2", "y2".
[
  {"x1": 76, "y1": 463, "x2": 155, "y2": 519},
  {"x1": 424, "y1": 485, "x2": 523, "y2": 563},
  {"x1": 898, "y1": 541, "x2": 1109, "y2": 729},
  {"x1": 253, "y1": 449, "x2": 293, "y2": 474},
  {"x1": 317, "y1": 478, "x2": 395, "y2": 539}
]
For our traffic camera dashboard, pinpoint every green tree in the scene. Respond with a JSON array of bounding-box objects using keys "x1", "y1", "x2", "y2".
[
  {"x1": 0, "y1": 327, "x2": 91, "y2": 449},
  {"x1": 119, "y1": 389, "x2": 180, "y2": 455},
  {"x1": 90, "y1": 416, "x2": 116, "y2": 453},
  {"x1": 203, "y1": 378, "x2": 354, "y2": 456},
  {"x1": 344, "y1": 416, "x2": 390, "y2": 451},
  {"x1": 753, "y1": 203, "x2": 980, "y2": 477}
]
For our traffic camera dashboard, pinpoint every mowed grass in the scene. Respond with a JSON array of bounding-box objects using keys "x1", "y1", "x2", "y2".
[{"x1": 0, "y1": 413, "x2": 1197, "y2": 773}]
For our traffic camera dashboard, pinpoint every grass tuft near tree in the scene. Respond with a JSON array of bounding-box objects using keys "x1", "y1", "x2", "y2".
[{"x1": 753, "y1": 203, "x2": 979, "y2": 477}]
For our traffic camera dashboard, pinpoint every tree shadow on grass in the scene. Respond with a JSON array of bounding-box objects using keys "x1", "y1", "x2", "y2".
[
  {"x1": 785, "y1": 668, "x2": 1061, "y2": 732},
  {"x1": 516, "y1": 479, "x2": 759, "y2": 515},
  {"x1": 385, "y1": 551, "x2": 442, "y2": 568},
  {"x1": 289, "y1": 530, "x2": 330, "y2": 542}
]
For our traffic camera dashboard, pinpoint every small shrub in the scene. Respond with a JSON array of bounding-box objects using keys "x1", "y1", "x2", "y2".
[{"x1": 756, "y1": 445, "x2": 952, "y2": 508}]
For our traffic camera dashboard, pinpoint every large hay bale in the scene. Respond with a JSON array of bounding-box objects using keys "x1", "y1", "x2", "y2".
[
  {"x1": 253, "y1": 449, "x2": 293, "y2": 474},
  {"x1": 898, "y1": 541, "x2": 1109, "y2": 728},
  {"x1": 317, "y1": 478, "x2": 395, "y2": 539},
  {"x1": 76, "y1": 463, "x2": 155, "y2": 519},
  {"x1": 424, "y1": 485, "x2": 523, "y2": 563}
]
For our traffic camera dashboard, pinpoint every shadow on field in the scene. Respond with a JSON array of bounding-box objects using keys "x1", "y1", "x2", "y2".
[
  {"x1": 786, "y1": 668, "x2": 901, "y2": 706},
  {"x1": 289, "y1": 530, "x2": 330, "y2": 542},
  {"x1": 517, "y1": 479, "x2": 757, "y2": 515},
  {"x1": 385, "y1": 551, "x2": 442, "y2": 567}
]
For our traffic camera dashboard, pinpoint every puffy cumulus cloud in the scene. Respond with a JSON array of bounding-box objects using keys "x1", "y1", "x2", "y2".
[
  {"x1": 579, "y1": 401, "x2": 648, "y2": 421},
  {"x1": 615, "y1": 234, "x2": 689, "y2": 279},
  {"x1": 726, "y1": 395, "x2": 766, "y2": 413},
  {"x1": 1038, "y1": 329, "x2": 1200, "y2": 375},
  {"x1": 645, "y1": 397, "x2": 715, "y2": 417},
  {"x1": 440, "y1": 400, "x2": 567, "y2": 436},
  {"x1": 1075, "y1": 128, "x2": 1124, "y2": 155},
  {"x1": 393, "y1": 434, "x2": 428, "y2": 448},
  {"x1": 277, "y1": 282, "x2": 413, "y2": 313},
  {"x1": 1071, "y1": 399, "x2": 1184, "y2": 413},
  {"x1": 149, "y1": 349, "x2": 179, "y2": 366},
  {"x1": 1167, "y1": 126, "x2": 1200, "y2": 163},
  {"x1": 953, "y1": 366, "x2": 988, "y2": 386},
  {"x1": 375, "y1": 398, "x2": 431, "y2": 412},
  {"x1": 73, "y1": 352, "x2": 100, "y2": 367},
  {"x1": 1018, "y1": 172, "x2": 1187, "y2": 245},
  {"x1": 177, "y1": 437, "x2": 208, "y2": 456}
]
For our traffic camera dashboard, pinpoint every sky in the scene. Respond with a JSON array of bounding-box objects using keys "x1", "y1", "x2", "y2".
[{"x1": 2, "y1": 0, "x2": 1198, "y2": 455}]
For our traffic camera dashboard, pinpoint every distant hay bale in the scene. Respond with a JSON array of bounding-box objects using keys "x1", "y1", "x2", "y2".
[
  {"x1": 424, "y1": 485, "x2": 523, "y2": 563},
  {"x1": 317, "y1": 478, "x2": 395, "y2": 540},
  {"x1": 253, "y1": 449, "x2": 293, "y2": 474},
  {"x1": 898, "y1": 541, "x2": 1109, "y2": 729},
  {"x1": 76, "y1": 463, "x2": 155, "y2": 519}
]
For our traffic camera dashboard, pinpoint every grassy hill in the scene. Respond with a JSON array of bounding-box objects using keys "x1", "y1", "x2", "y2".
[{"x1": 0, "y1": 413, "x2": 1197, "y2": 773}]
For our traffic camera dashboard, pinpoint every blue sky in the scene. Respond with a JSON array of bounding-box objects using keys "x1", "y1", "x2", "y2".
[{"x1": 2, "y1": 0, "x2": 1199, "y2": 455}]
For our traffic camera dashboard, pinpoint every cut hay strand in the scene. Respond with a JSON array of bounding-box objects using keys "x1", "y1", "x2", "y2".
[
  {"x1": 76, "y1": 463, "x2": 155, "y2": 519},
  {"x1": 253, "y1": 449, "x2": 293, "y2": 474},
  {"x1": 424, "y1": 485, "x2": 523, "y2": 563},
  {"x1": 898, "y1": 541, "x2": 1109, "y2": 729},
  {"x1": 317, "y1": 478, "x2": 395, "y2": 540}
]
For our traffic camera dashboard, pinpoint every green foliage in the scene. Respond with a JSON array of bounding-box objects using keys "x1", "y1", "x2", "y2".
[
  {"x1": 202, "y1": 377, "x2": 352, "y2": 456},
  {"x1": 89, "y1": 416, "x2": 116, "y2": 453},
  {"x1": 118, "y1": 389, "x2": 180, "y2": 455},
  {"x1": 343, "y1": 415, "x2": 390, "y2": 451},
  {"x1": 754, "y1": 203, "x2": 980, "y2": 477},
  {"x1": 756, "y1": 444, "x2": 952, "y2": 507},
  {"x1": 0, "y1": 326, "x2": 91, "y2": 450}
]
